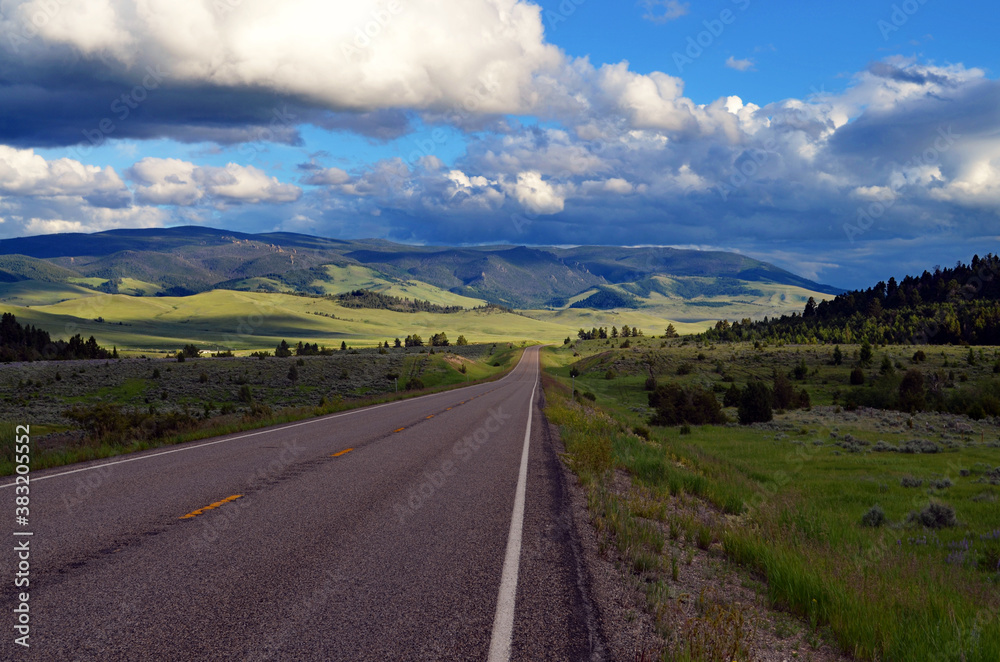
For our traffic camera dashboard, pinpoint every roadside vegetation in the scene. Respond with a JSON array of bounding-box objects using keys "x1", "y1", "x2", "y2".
[
  {"x1": 0, "y1": 341, "x2": 524, "y2": 476},
  {"x1": 543, "y1": 336, "x2": 1000, "y2": 661}
]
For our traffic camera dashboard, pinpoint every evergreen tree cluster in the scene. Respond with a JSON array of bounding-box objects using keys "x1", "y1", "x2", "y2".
[
  {"x1": 702, "y1": 255, "x2": 1000, "y2": 346},
  {"x1": 648, "y1": 383, "x2": 725, "y2": 426},
  {"x1": 0, "y1": 313, "x2": 115, "y2": 362},
  {"x1": 577, "y1": 325, "x2": 643, "y2": 341},
  {"x1": 335, "y1": 289, "x2": 463, "y2": 313}
]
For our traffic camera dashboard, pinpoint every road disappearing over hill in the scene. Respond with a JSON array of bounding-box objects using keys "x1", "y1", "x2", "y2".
[{"x1": 1, "y1": 346, "x2": 603, "y2": 661}]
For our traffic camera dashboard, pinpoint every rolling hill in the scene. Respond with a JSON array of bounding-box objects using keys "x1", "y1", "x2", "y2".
[
  {"x1": 0, "y1": 226, "x2": 842, "y2": 349},
  {"x1": 0, "y1": 226, "x2": 840, "y2": 304}
]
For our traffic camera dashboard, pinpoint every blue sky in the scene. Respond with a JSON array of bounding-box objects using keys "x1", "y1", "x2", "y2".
[{"x1": 0, "y1": 0, "x2": 998, "y2": 289}]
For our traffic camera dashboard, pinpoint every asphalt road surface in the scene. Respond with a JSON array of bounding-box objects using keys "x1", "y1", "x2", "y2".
[{"x1": 1, "y1": 346, "x2": 605, "y2": 661}]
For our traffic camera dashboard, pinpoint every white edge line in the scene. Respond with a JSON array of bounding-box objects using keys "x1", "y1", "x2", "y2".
[
  {"x1": 0, "y1": 349, "x2": 532, "y2": 490},
  {"x1": 487, "y1": 351, "x2": 538, "y2": 662}
]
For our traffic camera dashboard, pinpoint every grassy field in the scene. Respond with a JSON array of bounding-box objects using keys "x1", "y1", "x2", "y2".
[
  {"x1": 0, "y1": 289, "x2": 575, "y2": 352},
  {"x1": 0, "y1": 343, "x2": 524, "y2": 476},
  {"x1": 542, "y1": 338, "x2": 1000, "y2": 661}
]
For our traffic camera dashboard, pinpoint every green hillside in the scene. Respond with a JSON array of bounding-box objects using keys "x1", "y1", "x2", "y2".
[
  {"x1": 0, "y1": 226, "x2": 841, "y2": 308},
  {"x1": 2, "y1": 290, "x2": 576, "y2": 352},
  {"x1": 0, "y1": 227, "x2": 842, "y2": 350}
]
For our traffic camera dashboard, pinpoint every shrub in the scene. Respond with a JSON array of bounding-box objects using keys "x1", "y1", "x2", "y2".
[
  {"x1": 900, "y1": 476, "x2": 923, "y2": 488},
  {"x1": 912, "y1": 350, "x2": 926, "y2": 363},
  {"x1": 644, "y1": 376, "x2": 658, "y2": 391},
  {"x1": 605, "y1": 369, "x2": 616, "y2": 380},
  {"x1": 405, "y1": 377, "x2": 425, "y2": 391},
  {"x1": 917, "y1": 502, "x2": 957, "y2": 529},
  {"x1": 238, "y1": 384, "x2": 253, "y2": 403},
  {"x1": 244, "y1": 402, "x2": 273, "y2": 420},
  {"x1": 899, "y1": 439, "x2": 940, "y2": 454},
  {"x1": 679, "y1": 424, "x2": 692, "y2": 435},
  {"x1": 649, "y1": 383, "x2": 725, "y2": 426},
  {"x1": 861, "y1": 505, "x2": 886, "y2": 528},
  {"x1": 738, "y1": 381, "x2": 772, "y2": 425},
  {"x1": 849, "y1": 368, "x2": 865, "y2": 386},
  {"x1": 677, "y1": 362, "x2": 693, "y2": 376},
  {"x1": 723, "y1": 384, "x2": 741, "y2": 408},
  {"x1": 898, "y1": 369, "x2": 925, "y2": 412},
  {"x1": 583, "y1": 392, "x2": 597, "y2": 402},
  {"x1": 793, "y1": 359, "x2": 808, "y2": 380},
  {"x1": 773, "y1": 369, "x2": 795, "y2": 409}
]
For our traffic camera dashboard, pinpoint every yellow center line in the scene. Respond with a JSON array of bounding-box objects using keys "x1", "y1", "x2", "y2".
[
  {"x1": 179, "y1": 494, "x2": 243, "y2": 520},
  {"x1": 446, "y1": 407, "x2": 452, "y2": 410},
  {"x1": 331, "y1": 448, "x2": 354, "y2": 457},
  {"x1": 426, "y1": 415, "x2": 434, "y2": 419},
  {"x1": 394, "y1": 427, "x2": 406, "y2": 433}
]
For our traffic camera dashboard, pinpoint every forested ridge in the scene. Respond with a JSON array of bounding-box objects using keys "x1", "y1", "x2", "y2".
[
  {"x1": 334, "y1": 289, "x2": 464, "y2": 313},
  {"x1": 702, "y1": 255, "x2": 1000, "y2": 346}
]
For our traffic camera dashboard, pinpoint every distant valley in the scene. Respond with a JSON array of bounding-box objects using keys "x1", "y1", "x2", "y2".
[{"x1": 0, "y1": 226, "x2": 840, "y2": 351}]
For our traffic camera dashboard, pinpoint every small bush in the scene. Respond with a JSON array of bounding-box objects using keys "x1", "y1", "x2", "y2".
[
  {"x1": 644, "y1": 376, "x2": 658, "y2": 391},
  {"x1": 861, "y1": 505, "x2": 886, "y2": 528},
  {"x1": 793, "y1": 359, "x2": 808, "y2": 380},
  {"x1": 738, "y1": 381, "x2": 772, "y2": 425},
  {"x1": 899, "y1": 439, "x2": 940, "y2": 454},
  {"x1": 916, "y1": 502, "x2": 957, "y2": 529},
  {"x1": 679, "y1": 424, "x2": 692, "y2": 435},
  {"x1": 405, "y1": 377, "x2": 425, "y2": 391},
  {"x1": 677, "y1": 362, "x2": 693, "y2": 376},
  {"x1": 723, "y1": 384, "x2": 741, "y2": 408},
  {"x1": 849, "y1": 367, "x2": 865, "y2": 386},
  {"x1": 900, "y1": 476, "x2": 924, "y2": 488}
]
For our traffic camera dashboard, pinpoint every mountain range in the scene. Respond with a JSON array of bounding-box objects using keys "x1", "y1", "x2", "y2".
[{"x1": 0, "y1": 226, "x2": 840, "y2": 310}]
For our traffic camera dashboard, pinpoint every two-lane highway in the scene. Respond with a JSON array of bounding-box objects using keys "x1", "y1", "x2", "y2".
[{"x1": 2, "y1": 346, "x2": 604, "y2": 661}]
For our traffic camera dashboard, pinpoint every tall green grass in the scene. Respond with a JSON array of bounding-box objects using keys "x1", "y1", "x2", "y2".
[{"x1": 541, "y1": 346, "x2": 1000, "y2": 661}]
